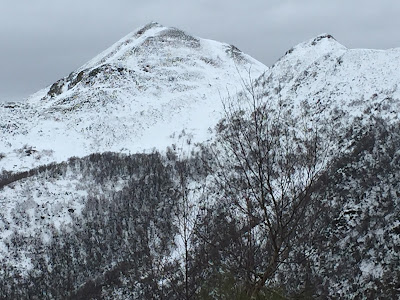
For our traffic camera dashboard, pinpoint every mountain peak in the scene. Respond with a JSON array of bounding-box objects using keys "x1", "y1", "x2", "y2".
[
  {"x1": 310, "y1": 33, "x2": 336, "y2": 44},
  {"x1": 2, "y1": 23, "x2": 266, "y2": 171},
  {"x1": 284, "y1": 33, "x2": 346, "y2": 57},
  {"x1": 43, "y1": 23, "x2": 202, "y2": 99},
  {"x1": 40, "y1": 22, "x2": 262, "y2": 100}
]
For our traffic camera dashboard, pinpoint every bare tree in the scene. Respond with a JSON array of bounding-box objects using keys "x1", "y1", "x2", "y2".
[
  {"x1": 166, "y1": 140, "x2": 208, "y2": 299},
  {"x1": 176, "y1": 155, "x2": 195, "y2": 300},
  {"x1": 208, "y1": 77, "x2": 329, "y2": 297}
]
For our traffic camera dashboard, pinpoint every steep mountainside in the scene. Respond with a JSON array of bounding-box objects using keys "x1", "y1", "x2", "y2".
[
  {"x1": 0, "y1": 28, "x2": 399, "y2": 299},
  {"x1": 0, "y1": 22, "x2": 266, "y2": 172}
]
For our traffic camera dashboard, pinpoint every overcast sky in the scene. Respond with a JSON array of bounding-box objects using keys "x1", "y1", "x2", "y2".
[{"x1": 1, "y1": 0, "x2": 399, "y2": 101}]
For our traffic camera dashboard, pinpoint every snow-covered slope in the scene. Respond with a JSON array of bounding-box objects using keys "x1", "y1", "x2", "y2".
[
  {"x1": 258, "y1": 34, "x2": 400, "y2": 129},
  {"x1": 0, "y1": 22, "x2": 266, "y2": 172}
]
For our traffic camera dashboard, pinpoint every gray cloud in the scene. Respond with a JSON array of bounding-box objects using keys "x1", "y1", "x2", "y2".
[{"x1": 1, "y1": 0, "x2": 399, "y2": 101}]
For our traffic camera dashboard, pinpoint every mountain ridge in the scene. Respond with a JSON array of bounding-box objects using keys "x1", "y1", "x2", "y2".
[{"x1": 2, "y1": 25, "x2": 400, "y2": 174}]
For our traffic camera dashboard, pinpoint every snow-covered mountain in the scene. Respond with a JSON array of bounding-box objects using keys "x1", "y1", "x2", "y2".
[
  {"x1": 1, "y1": 27, "x2": 399, "y2": 299},
  {"x1": 3, "y1": 30, "x2": 400, "y2": 173},
  {"x1": 0, "y1": 22, "x2": 266, "y2": 172}
]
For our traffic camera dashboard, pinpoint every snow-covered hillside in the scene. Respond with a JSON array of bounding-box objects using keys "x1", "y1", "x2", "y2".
[
  {"x1": 0, "y1": 22, "x2": 266, "y2": 172},
  {"x1": 257, "y1": 33, "x2": 400, "y2": 131},
  {"x1": 1, "y1": 27, "x2": 400, "y2": 299}
]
